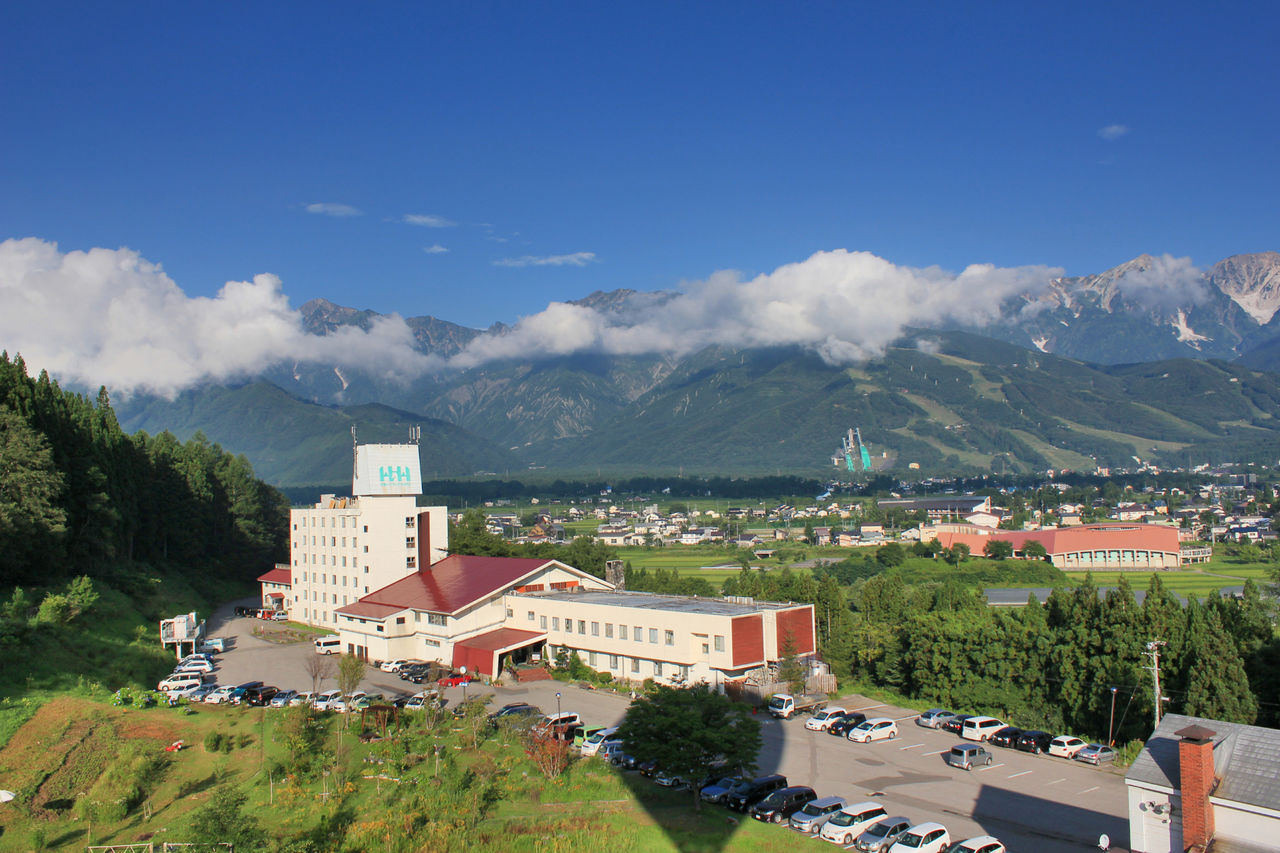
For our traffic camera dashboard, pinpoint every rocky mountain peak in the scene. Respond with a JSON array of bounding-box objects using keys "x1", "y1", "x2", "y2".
[{"x1": 1208, "y1": 251, "x2": 1280, "y2": 324}]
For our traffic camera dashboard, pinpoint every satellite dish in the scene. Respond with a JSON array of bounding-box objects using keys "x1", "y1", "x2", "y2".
[
  {"x1": 1098, "y1": 833, "x2": 1110, "y2": 851},
  {"x1": 0, "y1": 790, "x2": 14, "y2": 803},
  {"x1": 459, "y1": 665, "x2": 467, "y2": 675}
]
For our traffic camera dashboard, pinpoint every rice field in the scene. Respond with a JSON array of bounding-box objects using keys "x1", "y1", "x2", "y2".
[{"x1": 1063, "y1": 564, "x2": 1273, "y2": 597}]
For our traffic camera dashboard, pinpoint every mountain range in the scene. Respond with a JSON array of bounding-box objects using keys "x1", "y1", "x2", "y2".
[{"x1": 114, "y1": 252, "x2": 1280, "y2": 486}]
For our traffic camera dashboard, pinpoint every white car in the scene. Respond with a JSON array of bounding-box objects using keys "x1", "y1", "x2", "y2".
[
  {"x1": 949, "y1": 836, "x2": 1006, "y2": 853},
  {"x1": 203, "y1": 685, "x2": 236, "y2": 704},
  {"x1": 313, "y1": 690, "x2": 342, "y2": 711},
  {"x1": 330, "y1": 691, "x2": 368, "y2": 713},
  {"x1": 848, "y1": 718, "x2": 898, "y2": 743},
  {"x1": 175, "y1": 658, "x2": 214, "y2": 673},
  {"x1": 186, "y1": 683, "x2": 219, "y2": 702},
  {"x1": 379, "y1": 659, "x2": 417, "y2": 673},
  {"x1": 804, "y1": 707, "x2": 848, "y2": 731},
  {"x1": 579, "y1": 726, "x2": 620, "y2": 757},
  {"x1": 887, "y1": 821, "x2": 950, "y2": 853},
  {"x1": 290, "y1": 691, "x2": 317, "y2": 707},
  {"x1": 819, "y1": 801, "x2": 888, "y2": 845},
  {"x1": 404, "y1": 690, "x2": 441, "y2": 711},
  {"x1": 1048, "y1": 735, "x2": 1087, "y2": 759}
]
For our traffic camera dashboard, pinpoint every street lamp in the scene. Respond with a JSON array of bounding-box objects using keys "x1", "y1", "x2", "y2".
[{"x1": 556, "y1": 692, "x2": 561, "y2": 718}]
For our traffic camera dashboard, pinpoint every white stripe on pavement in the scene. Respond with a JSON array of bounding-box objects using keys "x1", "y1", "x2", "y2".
[
  {"x1": 925, "y1": 749, "x2": 950, "y2": 755},
  {"x1": 1079, "y1": 786, "x2": 1099, "y2": 794},
  {"x1": 893, "y1": 713, "x2": 920, "y2": 722},
  {"x1": 851, "y1": 704, "x2": 885, "y2": 713},
  {"x1": 899, "y1": 743, "x2": 924, "y2": 750},
  {"x1": 976, "y1": 763, "x2": 1005, "y2": 772},
  {"x1": 1046, "y1": 778, "x2": 1067, "y2": 786},
  {"x1": 1007, "y1": 770, "x2": 1032, "y2": 778}
]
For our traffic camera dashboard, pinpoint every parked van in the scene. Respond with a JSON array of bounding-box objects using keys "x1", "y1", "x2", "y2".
[
  {"x1": 961, "y1": 716, "x2": 1005, "y2": 742},
  {"x1": 579, "y1": 726, "x2": 620, "y2": 757},
  {"x1": 314, "y1": 636, "x2": 341, "y2": 655},
  {"x1": 199, "y1": 637, "x2": 227, "y2": 653},
  {"x1": 158, "y1": 673, "x2": 204, "y2": 694}
]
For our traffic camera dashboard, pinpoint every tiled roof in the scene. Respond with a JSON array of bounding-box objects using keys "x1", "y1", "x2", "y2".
[
  {"x1": 257, "y1": 567, "x2": 292, "y2": 585},
  {"x1": 931, "y1": 523, "x2": 1181, "y2": 556},
  {"x1": 1127, "y1": 713, "x2": 1280, "y2": 813},
  {"x1": 345, "y1": 555, "x2": 563, "y2": 616},
  {"x1": 453, "y1": 627, "x2": 546, "y2": 653},
  {"x1": 337, "y1": 601, "x2": 404, "y2": 620}
]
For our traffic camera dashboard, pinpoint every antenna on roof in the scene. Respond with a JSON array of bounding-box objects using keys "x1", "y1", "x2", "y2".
[
  {"x1": 351, "y1": 425, "x2": 358, "y2": 481},
  {"x1": 410, "y1": 425, "x2": 420, "y2": 445}
]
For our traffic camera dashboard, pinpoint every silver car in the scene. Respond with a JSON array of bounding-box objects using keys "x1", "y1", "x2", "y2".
[
  {"x1": 855, "y1": 817, "x2": 913, "y2": 852},
  {"x1": 789, "y1": 795, "x2": 847, "y2": 833}
]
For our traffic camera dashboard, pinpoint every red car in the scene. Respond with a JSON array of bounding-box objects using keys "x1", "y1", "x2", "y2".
[{"x1": 437, "y1": 673, "x2": 472, "y2": 688}]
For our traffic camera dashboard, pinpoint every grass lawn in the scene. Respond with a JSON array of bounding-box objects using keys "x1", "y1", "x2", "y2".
[{"x1": 1064, "y1": 563, "x2": 1273, "y2": 598}]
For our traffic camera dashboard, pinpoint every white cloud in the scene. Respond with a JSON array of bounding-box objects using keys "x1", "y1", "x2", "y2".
[
  {"x1": 423, "y1": 244, "x2": 450, "y2": 254},
  {"x1": 1098, "y1": 124, "x2": 1130, "y2": 140},
  {"x1": 452, "y1": 249, "x2": 1061, "y2": 368},
  {"x1": 305, "y1": 202, "x2": 362, "y2": 217},
  {"x1": 403, "y1": 214, "x2": 456, "y2": 228},
  {"x1": 1113, "y1": 254, "x2": 1207, "y2": 311},
  {"x1": 494, "y1": 252, "x2": 597, "y2": 268},
  {"x1": 0, "y1": 238, "x2": 438, "y2": 398}
]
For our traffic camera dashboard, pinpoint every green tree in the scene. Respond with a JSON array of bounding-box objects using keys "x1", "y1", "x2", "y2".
[
  {"x1": 337, "y1": 653, "x2": 366, "y2": 698},
  {"x1": 943, "y1": 543, "x2": 970, "y2": 565},
  {"x1": 1022, "y1": 540, "x2": 1048, "y2": 560},
  {"x1": 186, "y1": 786, "x2": 266, "y2": 849},
  {"x1": 875, "y1": 543, "x2": 906, "y2": 567},
  {"x1": 983, "y1": 540, "x2": 1014, "y2": 560},
  {"x1": 615, "y1": 685, "x2": 761, "y2": 811},
  {"x1": 1183, "y1": 606, "x2": 1258, "y2": 724},
  {"x1": 0, "y1": 404, "x2": 67, "y2": 582}
]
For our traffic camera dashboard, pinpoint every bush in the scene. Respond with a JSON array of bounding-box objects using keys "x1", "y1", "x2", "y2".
[{"x1": 203, "y1": 732, "x2": 224, "y2": 752}]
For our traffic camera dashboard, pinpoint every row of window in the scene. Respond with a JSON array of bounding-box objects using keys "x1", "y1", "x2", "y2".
[
  {"x1": 556, "y1": 646, "x2": 690, "y2": 679},
  {"x1": 528, "y1": 612, "x2": 725, "y2": 651},
  {"x1": 294, "y1": 516, "x2": 377, "y2": 533},
  {"x1": 296, "y1": 571, "x2": 363, "y2": 587},
  {"x1": 299, "y1": 590, "x2": 351, "y2": 606},
  {"x1": 298, "y1": 536, "x2": 361, "y2": 548}
]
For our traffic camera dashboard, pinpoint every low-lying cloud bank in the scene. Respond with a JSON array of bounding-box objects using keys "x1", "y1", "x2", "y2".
[
  {"x1": 0, "y1": 238, "x2": 437, "y2": 397},
  {"x1": 2, "y1": 238, "x2": 1203, "y2": 397}
]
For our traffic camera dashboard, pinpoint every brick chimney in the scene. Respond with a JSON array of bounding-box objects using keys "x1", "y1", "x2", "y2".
[
  {"x1": 605, "y1": 559, "x2": 625, "y2": 589},
  {"x1": 1175, "y1": 724, "x2": 1217, "y2": 852}
]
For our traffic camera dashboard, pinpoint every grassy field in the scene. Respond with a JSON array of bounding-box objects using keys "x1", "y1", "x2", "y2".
[
  {"x1": 1064, "y1": 564, "x2": 1272, "y2": 597},
  {"x1": 0, "y1": 691, "x2": 816, "y2": 852}
]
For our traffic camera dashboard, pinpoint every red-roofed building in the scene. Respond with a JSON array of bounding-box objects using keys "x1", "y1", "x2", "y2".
[
  {"x1": 924, "y1": 522, "x2": 1183, "y2": 569},
  {"x1": 257, "y1": 565, "x2": 292, "y2": 611}
]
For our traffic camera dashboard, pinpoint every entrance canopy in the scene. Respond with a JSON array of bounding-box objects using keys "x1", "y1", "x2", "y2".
[{"x1": 451, "y1": 627, "x2": 545, "y2": 677}]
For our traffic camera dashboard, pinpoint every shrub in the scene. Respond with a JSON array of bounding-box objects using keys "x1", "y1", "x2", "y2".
[{"x1": 203, "y1": 732, "x2": 224, "y2": 752}]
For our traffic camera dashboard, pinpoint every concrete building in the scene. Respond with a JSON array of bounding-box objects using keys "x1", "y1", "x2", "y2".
[
  {"x1": 1127, "y1": 713, "x2": 1280, "y2": 853},
  {"x1": 925, "y1": 522, "x2": 1184, "y2": 569}
]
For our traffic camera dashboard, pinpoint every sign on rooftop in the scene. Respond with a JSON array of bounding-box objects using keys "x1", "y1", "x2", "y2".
[{"x1": 353, "y1": 444, "x2": 423, "y2": 496}]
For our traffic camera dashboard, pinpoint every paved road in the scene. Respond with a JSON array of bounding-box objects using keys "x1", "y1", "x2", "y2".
[{"x1": 200, "y1": 600, "x2": 1129, "y2": 850}]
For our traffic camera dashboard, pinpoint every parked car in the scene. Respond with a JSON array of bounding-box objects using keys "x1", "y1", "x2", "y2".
[
  {"x1": 820, "y1": 801, "x2": 889, "y2": 845},
  {"x1": 245, "y1": 685, "x2": 280, "y2": 706},
  {"x1": 724, "y1": 774, "x2": 788, "y2": 811},
  {"x1": 437, "y1": 672, "x2": 473, "y2": 688},
  {"x1": 1049, "y1": 735, "x2": 1088, "y2": 759},
  {"x1": 949, "y1": 836, "x2": 1006, "y2": 853},
  {"x1": 270, "y1": 611, "x2": 289, "y2": 621},
  {"x1": 379, "y1": 659, "x2": 420, "y2": 673},
  {"x1": 804, "y1": 707, "x2": 849, "y2": 732},
  {"x1": 186, "y1": 683, "x2": 219, "y2": 702},
  {"x1": 852, "y1": 816, "x2": 913, "y2": 852},
  {"x1": 961, "y1": 716, "x2": 1004, "y2": 742},
  {"x1": 827, "y1": 712, "x2": 868, "y2": 737},
  {"x1": 532, "y1": 712, "x2": 582, "y2": 734},
  {"x1": 1015, "y1": 730, "x2": 1053, "y2": 754},
  {"x1": 598, "y1": 741, "x2": 627, "y2": 762},
  {"x1": 291, "y1": 691, "x2": 317, "y2": 707},
  {"x1": 946, "y1": 743, "x2": 993, "y2": 771},
  {"x1": 313, "y1": 690, "x2": 343, "y2": 712},
  {"x1": 269, "y1": 689, "x2": 298, "y2": 708},
  {"x1": 350, "y1": 693, "x2": 385, "y2": 711},
  {"x1": 988, "y1": 726, "x2": 1023, "y2": 748},
  {"x1": 488, "y1": 703, "x2": 542, "y2": 728},
  {"x1": 404, "y1": 690, "x2": 443, "y2": 711},
  {"x1": 699, "y1": 776, "x2": 746, "y2": 804},
  {"x1": 203, "y1": 685, "x2": 236, "y2": 704},
  {"x1": 228, "y1": 681, "x2": 265, "y2": 706},
  {"x1": 749, "y1": 786, "x2": 817, "y2": 823},
  {"x1": 579, "y1": 726, "x2": 621, "y2": 757},
  {"x1": 789, "y1": 795, "x2": 847, "y2": 833},
  {"x1": 330, "y1": 691, "x2": 369, "y2": 713},
  {"x1": 940, "y1": 714, "x2": 973, "y2": 734},
  {"x1": 915, "y1": 709, "x2": 955, "y2": 729},
  {"x1": 1075, "y1": 743, "x2": 1117, "y2": 766},
  {"x1": 848, "y1": 718, "x2": 898, "y2": 743},
  {"x1": 887, "y1": 821, "x2": 950, "y2": 853},
  {"x1": 158, "y1": 674, "x2": 205, "y2": 694}
]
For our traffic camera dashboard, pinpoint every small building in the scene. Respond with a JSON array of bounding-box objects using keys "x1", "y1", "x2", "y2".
[
  {"x1": 1126, "y1": 713, "x2": 1280, "y2": 853},
  {"x1": 257, "y1": 565, "x2": 291, "y2": 611}
]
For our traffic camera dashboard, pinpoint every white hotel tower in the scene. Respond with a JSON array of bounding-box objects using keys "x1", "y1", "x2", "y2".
[{"x1": 288, "y1": 441, "x2": 448, "y2": 628}]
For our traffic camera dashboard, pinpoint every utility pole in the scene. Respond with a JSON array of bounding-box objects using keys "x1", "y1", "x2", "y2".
[
  {"x1": 1107, "y1": 686, "x2": 1118, "y2": 746},
  {"x1": 1145, "y1": 640, "x2": 1167, "y2": 728}
]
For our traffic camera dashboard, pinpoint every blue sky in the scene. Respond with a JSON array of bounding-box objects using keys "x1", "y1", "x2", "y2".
[{"x1": 2, "y1": 1, "x2": 1277, "y2": 335}]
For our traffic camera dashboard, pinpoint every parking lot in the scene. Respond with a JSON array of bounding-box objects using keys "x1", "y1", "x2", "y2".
[{"x1": 198, "y1": 599, "x2": 1130, "y2": 850}]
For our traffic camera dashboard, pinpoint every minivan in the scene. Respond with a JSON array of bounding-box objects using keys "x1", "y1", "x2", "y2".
[
  {"x1": 749, "y1": 786, "x2": 816, "y2": 823},
  {"x1": 820, "y1": 801, "x2": 889, "y2": 845},
  {"x1": 725, "y1": 774, "x2": 787, "y2": 811},
  {"x1": 314, "y1": 636, "x2": 341, "y2": 654},
  {"x1": 789, "y1": 795, "x2": 847, "y2": 833},
  {"x1": 947, "y1": 743, "x2": 993, "y2": 771},
  {"x1": 579, "y1": 726, "x2": 620, "y2": 757},
  {"x1": 158, "y1": 673, "x2": 204, "y2": 693},
  {"x1": 961, "y1": 716, "x2": 1004, "y2": 742}
]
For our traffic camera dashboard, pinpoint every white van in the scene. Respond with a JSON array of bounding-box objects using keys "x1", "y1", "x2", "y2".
[
  {"x1": 158, "y1": 673, "x2": 205, "y2": 694},
  {"x1": 314, "y1": 636, "x2": 341, "y2": 655},
  {"x1": 579, "y1": 726, "x2": 620, "y2": 757},
  {"x1": 961, "y1": 716, "x2": 1005, "y2": 741}
]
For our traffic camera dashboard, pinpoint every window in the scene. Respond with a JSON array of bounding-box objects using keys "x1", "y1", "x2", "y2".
[
  {"x1": 415, "y1": 612, "x2": 421, "y2": 622},
  {"x1": 406, "y1": 517, "x2": 415, "y2": 528},
  {"x1": 363, "y1": 525, "x2": 368, "y2": 532},
  {"x1": 648, "y1": 628, "x2": 658, "y2": 644},
  {"x1": 631, "y1": 657, "x2": 640, "y2": 673},
  {"x1": 396, "y1": 616, "x2": 405, "y2": 624},
  {"x1": 552, "y1": 617, "x2": 560, "y2": 631},
  {"x1": 406, "y1": 537, "x2": 415, "y2": 548},
  {"x1": 605, "y1": 623, "x2": 613, "y2": 639},
  {"x1": 619, "y1": 625, "x2": 628, "y2": 640},
  {"x1": 506, "y1": 607, "x2": 513, "y2": 618},
  {"x1": 588, "y1": 651, "x2": 598, "y2": 666},
  {"x1": 714, "y1": 635, "x2": 725, "y2": 652},
  {"x1": 540, "y1": 615, "x2": 547, "y2": 629},
  {"x1": 654, "y1": 662, "x2": 663, "y2": 677},
  {"x1": 322, "y1": 574, "x2": 327, "y2": 584},
  {"x1": 353, "y1": 537, "x2": 357, "y2": 549},
  {"x1": 427, "y1": 613, "x2": 447, "y2": 626},
  {"x1": 702, "y1": 643, "x2": 710, "y2": 655},
  {"x1": 424, "y1": 638, "x2": 440, "y2": 647},
  {"x1": 591, "y1": 621, "x2": 600, "y2": 636},
  {"x1": 528, "y1": 611, "x2": 535, "y2": 622},
  {"x1": 609, "y1": 654, "x2": 619, "y2": 669},
  {"x1": 635, "y1": 626, "x2": 643, "y2": 642},
  {"x1": 665, "y1": 630, "x2": 674, "y2": 646},
  {"x1": 407, "y1": 556, "x2": 416, "y2": 568}
]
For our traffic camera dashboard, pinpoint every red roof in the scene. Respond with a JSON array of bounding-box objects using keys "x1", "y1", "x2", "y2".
[
  {"x1": 453, "y1": 627, "x2": 546, "y2": 653},
  {"x1": 337, "y1": 601, "x2": 404, "y2": 620},
  {"x1": 257, "y1": 567, "x2": 292, "y2": 585},
  {"x1": 341, "y1": 555, "x2": 562, "y2": 616},
  {"x1": 932, "y1": 523, "x2": 1181, "y2": 556}
]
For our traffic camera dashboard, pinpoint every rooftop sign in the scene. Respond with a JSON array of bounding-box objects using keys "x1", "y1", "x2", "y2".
[{"x1": 353, "y1": 444, "x2": 423, "y2": 496}]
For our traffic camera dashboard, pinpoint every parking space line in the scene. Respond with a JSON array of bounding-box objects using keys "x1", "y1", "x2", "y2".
[
  {"x1": 893, "y1": 713, "x2": 920, "y2": 722},
  {"x1": 925, "y1": 749, "x2": 950, "y2": 755},
  {"x1": 1046, "y1": 778, "x2": 1067, "y2": 786},
  {"x1": 852, "y1": 703, "x2": 885, "y2": 713},
  {"x1": 899, "y1": 743, "x2": 924, "y2": 750},
  {"x1": 1007, "y1": 770, "x2": 1032, "y2": 778},
  {"x1": 1079, "y1": 786, "x2": 1099, "y2": 794},
  {"x1": 977, "y1": 763, "x2": 1004, "y2": 772}
]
